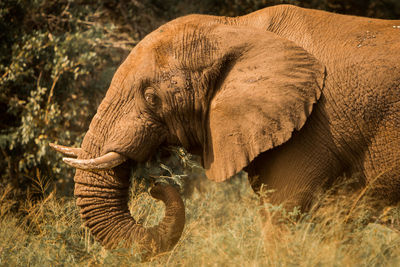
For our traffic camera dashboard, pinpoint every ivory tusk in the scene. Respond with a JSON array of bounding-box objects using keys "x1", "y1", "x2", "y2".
[
  {"x1": 62, "y1": 152, "x2": 127, "y2": 170},
  {"x1": 49, "y1": 143, "x2": 82, "y2": 158}
]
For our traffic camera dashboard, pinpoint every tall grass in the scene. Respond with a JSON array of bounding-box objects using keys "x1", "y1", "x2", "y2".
[{"x1": 1, "y1": 174, "x2": 400, "y2": 266}]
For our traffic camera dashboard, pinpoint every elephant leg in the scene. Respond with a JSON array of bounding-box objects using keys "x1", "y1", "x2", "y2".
[
  {"x1": 362, "y1": 110, "x2": 400, "y2": 209},
  {"x1": 244, "y1": 118, "x2": 345, "y2": 248},
  {"x1": 246, "y1": 131, "x2": 343, "y2": 213},
  {"x1": 363, "y1": 168, "x2": 400, "y2": 217},
  {"x1": 245, "y1": 143, "x2": 340, "y2": 254},
  {"x1": 363, "y1": 159, "x2": 400, "y2": 209}
]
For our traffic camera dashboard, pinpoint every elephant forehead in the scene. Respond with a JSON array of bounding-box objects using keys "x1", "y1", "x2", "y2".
[
  {"x1": 138, "y1": 21, "x2": 219, "y2": 66},
  {"x1": 109, "y1": 48, "x2": 157, "y2": 91},
  {"x1": 129, "y1": 37, "x2": 174, "y2": 69},
  {"x1": 159, "y1": 74, "x2": 186, "y2": 89},
  {"x1": 139, "y1": 24, "x2": 176, "y2": 51}
]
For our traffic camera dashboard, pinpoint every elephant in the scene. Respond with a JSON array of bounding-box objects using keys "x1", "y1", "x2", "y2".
[{"x1": 51, "y1": 5, "x2": 400, "y2": 253}]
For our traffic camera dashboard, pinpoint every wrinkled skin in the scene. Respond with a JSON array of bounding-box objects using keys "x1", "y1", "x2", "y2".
[{"x1": 53, "y1": 5, "x2": 400, "y2": 252}]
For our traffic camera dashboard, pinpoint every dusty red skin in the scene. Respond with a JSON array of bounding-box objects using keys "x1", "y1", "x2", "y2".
[{"x1": 53, "y1": 5, "x2": 400, "y2": 253}]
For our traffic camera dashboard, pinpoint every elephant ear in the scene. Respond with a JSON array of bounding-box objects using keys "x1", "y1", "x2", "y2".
[{"x1": 202, "y1": 26, "x2": 325, "y2": 182}]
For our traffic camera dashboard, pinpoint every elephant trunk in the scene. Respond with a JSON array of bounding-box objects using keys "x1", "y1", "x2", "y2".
[
  {"x1": 70, "y1": 115, "x2": 185, "y2": 253},
  {"x1": 74, "y1": 162, "x2": 185, "y2": 253}
]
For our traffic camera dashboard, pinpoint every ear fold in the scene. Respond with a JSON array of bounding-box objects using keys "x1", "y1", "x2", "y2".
[{"x1": 202, "y1": 26, "x2": 325, "y2": 182}]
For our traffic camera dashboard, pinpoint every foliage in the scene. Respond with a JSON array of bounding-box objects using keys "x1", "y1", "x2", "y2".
[
  {"x1": 1, "y1": 0, "x2": 400, "y2": 198},
  {"x1": 1, "y1": 175, "x2": 400, "y2": 265},
  {"x1": 1, "y1": 1, "x2": 400, "y2": 264},
  {"x1": 0, "y1": 0, "x2": 133, "y2": 196}
]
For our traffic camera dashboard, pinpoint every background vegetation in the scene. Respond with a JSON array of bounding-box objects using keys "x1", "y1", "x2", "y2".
[{"x1": 1, "y1": 0, "x2": 400, "y2": 266}]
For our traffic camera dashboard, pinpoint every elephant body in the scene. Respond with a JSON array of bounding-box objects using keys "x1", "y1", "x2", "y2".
[
  {"x1": 239, "y1": 5, "x2": 400, "y2": 208},
  {"x1": 53, "y1": 5, "x2": 400, "y2": 252}
]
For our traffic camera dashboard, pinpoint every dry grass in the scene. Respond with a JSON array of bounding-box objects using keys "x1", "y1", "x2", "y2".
[{"x1": 1, "y1": 174, "x2": 400, "y2": 266}]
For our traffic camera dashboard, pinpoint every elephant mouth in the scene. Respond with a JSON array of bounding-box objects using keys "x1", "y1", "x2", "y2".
[{"x1": 50, "y1": 143, "x2": 128, "y2": 170}]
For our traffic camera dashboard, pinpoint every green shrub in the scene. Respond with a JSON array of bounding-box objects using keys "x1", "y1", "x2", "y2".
[
  {"x1": 2, "y1": 0, "x2": 399, "y2": 198},
  {"x1": 0, "y1": 1, "x2": 131, "y2": 195}
]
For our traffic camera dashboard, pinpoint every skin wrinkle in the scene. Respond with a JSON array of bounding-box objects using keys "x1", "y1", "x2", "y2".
[
  {"x1": 180, "y1": 87, "x2": 200, "y2": 147},
  {"x1": 106, "y1": 99, "x2": 166, "y2": 161},
  {"x1": 98, "y1": 221, "x2": 127, "y2": 247},
  {"x1": 76, "y1": 167, "x2": 128, "y2": 187},
  {"x1": 186, "y1": 73, "x2": 198, "y2": 146},
  {"x1": 165, "y1": 90, "x2": 187, "y2": 146},
  {"x1": 177, "y1": 6, "x2": 398, "y2": 201},
  {"x1": 73, "y1": 183, "x2": 128, "y2": 195},
  {"x1": 63, "y1": 4, "x2": 400, "y2": 252},
  {"x1": 90, "y1": 216, "x2": 131, "y2": 237},
  {"x1": 74, "y1": 175, "x2": 117, "y2": 189},
  {"x1": 256, "y1": 8, "x2": 384, "y2": 168},
  {"x1": 206, "y1": 31, "x2": 323, "y2": 177},
  {"x1": 118, "y1": 221, "x2": 136, "y2": 245},
  {"x1": 249, "y1": 123, "x2": 341, "y2": 208},
  {"x1": 244, "y1": 4, "x2": 396, "y2": 193},
  {"x1": 74, "y1": 176, "x2": 126, "y2": 189},
  {"x1": 169, "y1": 91, "x2": 186, "y2": 141},
  {"x1": 81, "y1": 205, "x2": 128, "y2": 219},
  {"x1": 92, "y1": 225, "x2": 113, "y2": 243},
  {"x1": 75, "y1": 192, "x2": 127, "y2": 202},
  {"x1": 78, "y1": 198, "x2": 126, "y2": 209},
  {"x1": 328, "y1": 70, "x2": 374, "y2": 172},
  {"x1": 170, "y1": 29, "x2": 210, "y2": 148},
  {"x1": 328, "y1": 81, "x2": 370, "y2": 171},
  {"x1": 196, "y1": 69, "x2": 217, "y2": 140},
  {"x1": 153, "y1": 192, "x2": 185, "y2": 249},
  {"x1": 310, "y1": 106, "x2": 343, "y2": 166},
  {"x1": 89, "y1": 213, "x2": 125, "y2": 234},
  {"x1": 90, "y1": 222, "x2": 114, "y2": 237},
  {"x1": 125, "y1": 225, "x2": 148, "y2": 249},
  {"x1": 320, "y1": 84, "x2": 360, "y2": 167},
  {"x1": 161, "y1": 55, "x2": 213, "y2": 150},
  {"x1": 155, "y1": 70, "x2": 194, "y2": 147},
  {"x1": 86, "y1": 214, "x2": 127, "y2": 235},
  {"x1": 73, "y1": 79, "x2": 185, "y2": 251},
  {"x1": 82, "y1": 201, "x2": 129, "y2": 217},
  {"x1": 80, "y1": 207, "x2": 127, "y2": 219},
  {"x1": 104, "y1": 217, "x2": 134, "y2": 247}
]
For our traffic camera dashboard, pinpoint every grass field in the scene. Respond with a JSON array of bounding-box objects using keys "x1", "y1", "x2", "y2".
[{"x1": 1, "y1": 173, "x2": 400, "y2": 266}]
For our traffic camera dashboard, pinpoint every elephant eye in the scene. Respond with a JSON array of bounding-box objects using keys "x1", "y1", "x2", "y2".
[{"x1": 144, "y1": 87, "x2": 160, "y2": 107}]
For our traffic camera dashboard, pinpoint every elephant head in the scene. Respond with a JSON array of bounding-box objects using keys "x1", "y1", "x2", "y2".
[{"x1": 52, "y1": 15, "x2": 325, "y2": 252}]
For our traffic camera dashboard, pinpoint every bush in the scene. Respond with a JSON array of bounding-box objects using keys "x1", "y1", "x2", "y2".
[
  {"x1": 1, "y1": 0, "x2": 400, "y2": 265},
  {"x1": 1, "y1": 0, "x2": 399, "y2": 202},
  {"x1": 0, "y1": 0, "x2": 133, "y2": 196}
]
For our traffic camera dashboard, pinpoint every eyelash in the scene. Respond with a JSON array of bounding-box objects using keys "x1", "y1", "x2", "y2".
[{"x1": 144, "y1": 87, "x2": 160, "y2": 107}]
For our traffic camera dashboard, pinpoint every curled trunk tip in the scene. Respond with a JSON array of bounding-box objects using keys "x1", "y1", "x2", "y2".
[{"x1": 76, "y1": 178, "x2": 185, "y2": 256}]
